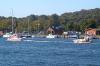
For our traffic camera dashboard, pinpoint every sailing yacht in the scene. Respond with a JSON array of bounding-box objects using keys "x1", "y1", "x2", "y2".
[
  {"x1": 7, "y1": 34, "x2": 22, "y2": 41},
  {"x1": 20, "y1": 31, "x2": 32, "y2": 38},
  {"x1": 7, "y1": 9, "x2": 22, "y2": 41},
  {"x1": 20, "y1": 18, "x2": 32, "y2": 38}
]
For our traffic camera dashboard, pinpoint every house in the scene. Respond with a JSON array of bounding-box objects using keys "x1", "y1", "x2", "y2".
[
  {"x1": 46, "y1": 27, "x2": 55, "y2": 34},
  {"x1": 85, "y1": 28, "x2": 100, "y2": 36},
  {"x1": 46, "y1": 26, "x2": 63, "y2": 35}
]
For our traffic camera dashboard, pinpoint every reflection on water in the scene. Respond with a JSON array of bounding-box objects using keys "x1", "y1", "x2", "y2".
[{"x1": 0, "y1": 38, "x2": 100, "y2": 66}]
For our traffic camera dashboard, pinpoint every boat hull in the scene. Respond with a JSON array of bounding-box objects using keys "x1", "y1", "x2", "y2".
[
  {"x1": 7, "y1": 34, "x2": 22, "y2": 41},
  {"x1": 46, "y1": 34, "x2": 56, "y2": 38},
  {"x1": 3, "y1": 34, "x2": 11, "y2": 38},
  {"x1": 7, "y1": 38, "x2": 22, "y2": 41},
  {"x1": 73, "y1": 39, "x2": 91, "y2": 44}
]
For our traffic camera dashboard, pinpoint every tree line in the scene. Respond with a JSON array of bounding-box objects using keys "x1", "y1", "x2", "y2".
[{"x1": 0, "y1": 8, "x2": 100, "y2": 33}]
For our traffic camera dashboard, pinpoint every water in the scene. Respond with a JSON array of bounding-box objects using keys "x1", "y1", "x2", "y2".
[{"x1": 0, "y1": 38, "x2": 100, "y2": 66}]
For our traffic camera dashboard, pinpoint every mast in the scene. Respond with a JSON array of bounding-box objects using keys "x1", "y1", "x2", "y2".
[
  {"x1": 28, "y1": 18, "x2": 30, "y2": 35},
  {"x1": 11, "y1": 9, "x2": 14, "y2": 33},
  {"x1": 37, "y1": 16, "x2": 40, "y2": 33}
]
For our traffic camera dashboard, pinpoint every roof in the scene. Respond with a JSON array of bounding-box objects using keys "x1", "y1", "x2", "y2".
[
  {"x1": 47, "y1": 27, "x2": 54, "y2": 32},
  {"x1": 85, "y1": 28, "x2": 96, "y2": 31},
  {"x1": 85, "y1": 28, "x2": 100, "y2": 31}
]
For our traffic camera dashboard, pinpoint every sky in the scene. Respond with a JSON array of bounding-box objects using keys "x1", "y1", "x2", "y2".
[{"x1": 0, "y1": 0, "x2": 100, "y2": 17}]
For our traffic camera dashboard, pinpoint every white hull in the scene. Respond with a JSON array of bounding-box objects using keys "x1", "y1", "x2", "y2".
[
  {"x1": 3, "y1": 33, "x2": 12, "y2": 38},
  {"x1": 68, "y1": 35, "x2": 78, "y2": 38},
  {"x1": 7, "y1": 38, "x2": 22, "y2": 41},
  {"x1": 73, "y1": 39, "x2": 91, "y2": 44},
  {"x1": 46, "y1": 34, "x2": 56, "y2": 38},
  {"x1": 3, "y1": 35, "x2": 10, "y2": 38},
  {"x1": 7, "y1": 34, "x2": 22, "y2": 41}
]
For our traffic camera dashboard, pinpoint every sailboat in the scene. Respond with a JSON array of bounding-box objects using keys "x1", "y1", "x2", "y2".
[
  {"x1": 7, "y1": 34, "x2": 22, "y2": 41},
  {"x1": 20, "y1": 18, "x2": 32, "y2": 38},
  {"x1": 7, "y1": 9, "x2": 22, "y2": 41}
]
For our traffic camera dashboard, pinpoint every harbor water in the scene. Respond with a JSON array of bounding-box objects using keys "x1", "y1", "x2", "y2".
[{"x1": 0, "y1": 38, "x2": 100, "y2": 66}]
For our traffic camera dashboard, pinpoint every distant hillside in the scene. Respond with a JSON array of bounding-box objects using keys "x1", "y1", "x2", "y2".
[
  {"x1": 61, "y1": 8, "x2": 100, "y2": 23},
  {"x1": 0, "y1": 8, "x2": 100, "y2": 32}
]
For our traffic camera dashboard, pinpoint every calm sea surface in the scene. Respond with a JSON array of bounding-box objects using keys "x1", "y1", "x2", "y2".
[{"x1": 0, "y1": 38, "x2": 100, "y2": 66}]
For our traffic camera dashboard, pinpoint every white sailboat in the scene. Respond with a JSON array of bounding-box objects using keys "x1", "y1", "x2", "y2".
[
  {"x1": 7, "y1": 9, "x2": 22, "y2": 41},
  {"x1": 7, "y1": 34, "x2": 22, "y2": 41},
  {"x1": 20, "y1": 18, "x2": 32, "y2": 38}
]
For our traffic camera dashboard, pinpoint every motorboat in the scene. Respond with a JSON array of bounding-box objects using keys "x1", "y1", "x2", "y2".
[
  {"x1": 3, "y1": 32, "x2": 12, "y2": 38},
  {"x1": 7, "y1": 34, "x2": 22, "y2": 41},
  {"x1": 73, "y1": 36, "x2": 91, "y2": 44},
  {"x1": 46, "y1": 34, "x2": 57, "y2": 38},
  {"x1": 20, "y1": 34, "x2": 32, "y2": 38}
]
